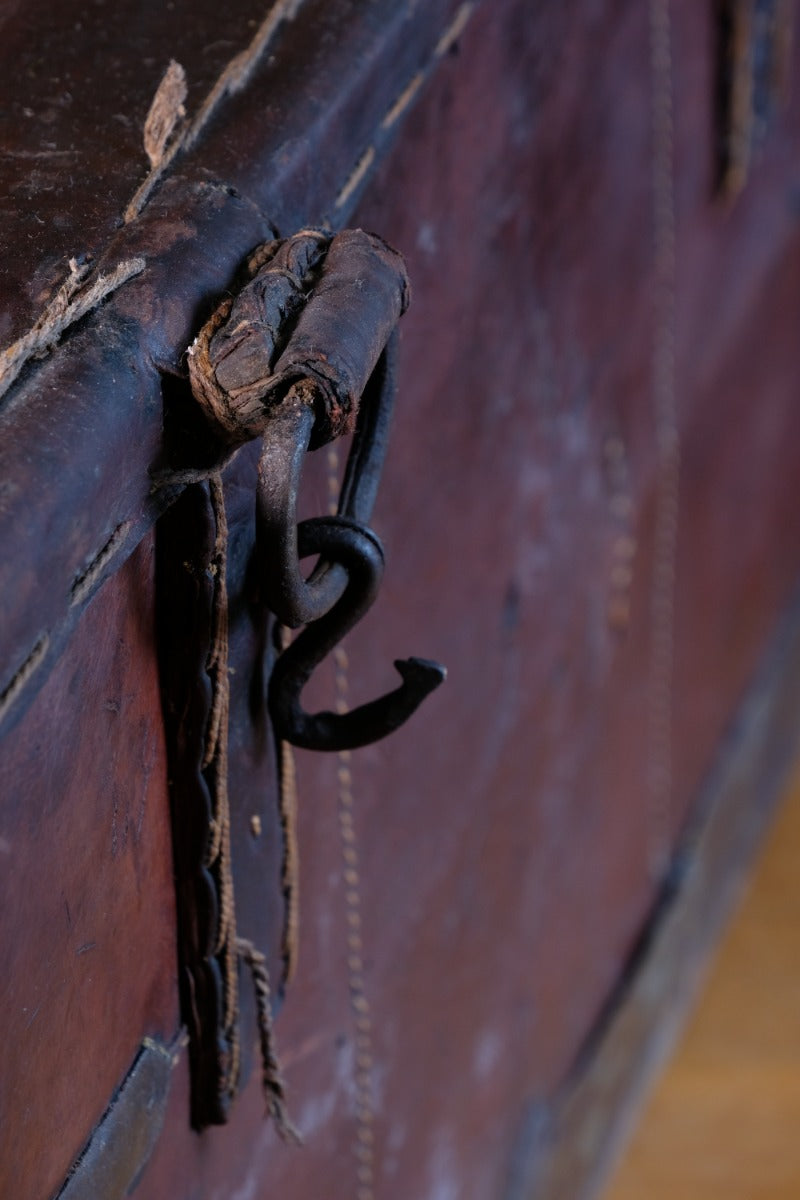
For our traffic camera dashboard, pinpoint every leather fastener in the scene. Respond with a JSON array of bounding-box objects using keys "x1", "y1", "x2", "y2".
[{"x1": 188, "y1": 227, "x2": 446, "y2": 752}]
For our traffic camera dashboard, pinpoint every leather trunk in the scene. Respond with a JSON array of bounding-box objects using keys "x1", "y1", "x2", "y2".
[{"x1": 2, "y1": 2, "x2": 800, "y2": 1198}]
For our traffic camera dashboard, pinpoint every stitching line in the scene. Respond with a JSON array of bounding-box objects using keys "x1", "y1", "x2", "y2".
[
  {"x1": 333, "y1": 2, "x2": 477, "y2": 215},
  {"x1": 648, "y1": 0, "x2": 679, "y2": 882},
  {"x1": 328, "y1": 444, "x2": 377, "y2": 1200},
  {"x1": 124, "y1": 0, "x2": 304, "y2": 223},
  {"x1": 434, "y1": 1, "x2": 475, "y2": 57},
  {"x1": 0, "y1": 258, "x2": 145, "y2": 403},
  {"x1": 0, "y1": 635, "x2": 49, "y2": 725},
  {"x1": 381, "y1": 72, "x2": 425, "y2": 131},
  {"x1": 334, "y1": 148, "x2": 378, "y2": 212},
  {"x1": 70, "y1": 520, "x2": 134, "y2": 608}
]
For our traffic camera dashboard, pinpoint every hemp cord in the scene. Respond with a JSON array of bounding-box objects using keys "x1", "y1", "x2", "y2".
[
  {"x1": 205, "y1": 473, "x2": 241, "y2": 1095},
  {"x1": 207, "y1": 472, "x2": 298, "y2": 1130},
  {"x1": 237, "y1": 937, "x2": 303, "y2": 1143}
]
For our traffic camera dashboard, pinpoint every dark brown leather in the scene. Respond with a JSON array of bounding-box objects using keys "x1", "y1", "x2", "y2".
[
  {"x1": 0, "y1": 540, "x2": 179, "y2": 1200},
  {"x1": 192, "y1": 228, "x2": 410, "y2": 446},
  {"x1": 157, "y1": 440, "x2": 294, "y2": 1131}
]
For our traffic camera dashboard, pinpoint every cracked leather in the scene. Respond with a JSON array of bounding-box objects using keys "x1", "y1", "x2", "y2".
[{"x1": 190, "y1": 228, "x2": 410, "y2": 448}]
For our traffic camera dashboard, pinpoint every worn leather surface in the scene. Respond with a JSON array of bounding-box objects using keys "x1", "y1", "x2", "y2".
[
  {"x1": 156, "y1": 444, "x2": 288, "y2": 1128},
  {"x1": 191, "y1": 228, "x2": 410, "y2": 446},
  {"x1": 0, "y1": 538, "x2": 179, "y2": 1200},
  {"x1": 0, "y1": 0, "x2": 463, "y2": 350},
  {"x1": 3, "y1": 0, "x2": 800, "y2": 1198},
  {"x1": 56, "y1": 1038, "x2": 176, "y2": 1200},
  {"x1": 140, "y1": 2, "x2": 800, "y2": 1199},
  {"x1": 0, "y1": 0, "x2": 279, "y2": 347},
  {"x1": 1, "y1": 5, "x2": 476, "y2": 1196},
  {"x1": 0, "y1": 0, "x2": 468, "y2": 743}
]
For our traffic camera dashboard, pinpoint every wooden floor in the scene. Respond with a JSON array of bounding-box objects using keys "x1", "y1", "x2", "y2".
[{"x1": 603, "y1": 764, "x2": 800, "y2": 1200}]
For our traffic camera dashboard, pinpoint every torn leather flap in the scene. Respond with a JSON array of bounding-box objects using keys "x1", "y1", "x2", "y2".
[{"x1": 189, "y1": 228, "x2": 410, "y2": 449}]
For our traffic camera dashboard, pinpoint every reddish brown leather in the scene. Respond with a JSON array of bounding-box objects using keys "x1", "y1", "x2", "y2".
[
  {"x1": 141, "y1": 2, "x2": 800, "y2": 1198},
  {"x1": 0, "y1": 539, "x2": 178, "y2": 1200}
]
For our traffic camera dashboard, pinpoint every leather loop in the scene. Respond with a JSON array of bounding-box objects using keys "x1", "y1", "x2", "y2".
[{"x1": 187, "y1": 228, "x2": 410, "y2": 448}]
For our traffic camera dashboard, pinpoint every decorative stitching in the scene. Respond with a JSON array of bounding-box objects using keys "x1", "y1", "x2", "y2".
[
  {"x1": 328, "y1": 443, "x2": 377, "y2": 1200},
  {"x1": 334, "y1": 147, "x2": 378, "y2": 212},
  {"x1": 329, "y1": 2, "x2": 479, "y2": 221},
  {"x1": 125, "y1": 0, "x2": 305, "y2": 222},
  {"x1": 648, "y1": 0, "x2": 679, "y2": 882},
  {"x1": 0, "y1": 635, "x2": 49, "y2": 725},
  {"x1": 70, "y1": 520, "x2": 134, "y2": 607},
  {"x1": 0, "y1": 258, "x2": 145, "y2": 403}
]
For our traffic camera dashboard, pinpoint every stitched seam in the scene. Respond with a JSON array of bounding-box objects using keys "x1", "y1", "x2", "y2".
[
  {"x1": 331, "y1": 2, "x2": 478, "y2": 218},
  {"x1": 328, "y1": 444, "x2": 377, "y2": 1200},
  {"x1": 0, "y1": 258, "x2": 145, "y2": 403},
  {"x1": 70, "y1": 520, "x2": 134, "y2": 607},
  {"x1": 124, "y1": 0, "x2": 305, "y2": 223},
  {"x1": 0, "y1": 635, "x2": 49, "y2": 725},
  {"x1": 648, "y1": 0, "x2": 679, "y2": 882}
]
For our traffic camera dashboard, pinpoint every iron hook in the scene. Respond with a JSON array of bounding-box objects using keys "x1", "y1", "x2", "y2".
[
  {"x1": 256, "y1": 334, "x2": 399, "y2": 629},
  {"x1": 268, "y1": 515, "x2": 446, "y2": 751}
]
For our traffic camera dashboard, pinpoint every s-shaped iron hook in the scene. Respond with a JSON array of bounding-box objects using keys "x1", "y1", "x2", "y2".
[
  {"x1": 268, "y1": 515, "x2": 445, "y2": 751},
  {"x1": 258, "y1": 334, "x2": 446, "y2": 751}
]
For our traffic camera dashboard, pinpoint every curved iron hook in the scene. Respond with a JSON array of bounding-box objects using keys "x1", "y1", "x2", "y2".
[
  {"x1": 268, "y1": 516, "x2": 446, "y2": 751},
  {"x1": 256, "y1": 333, "x2": 399, "y2": 629}
]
